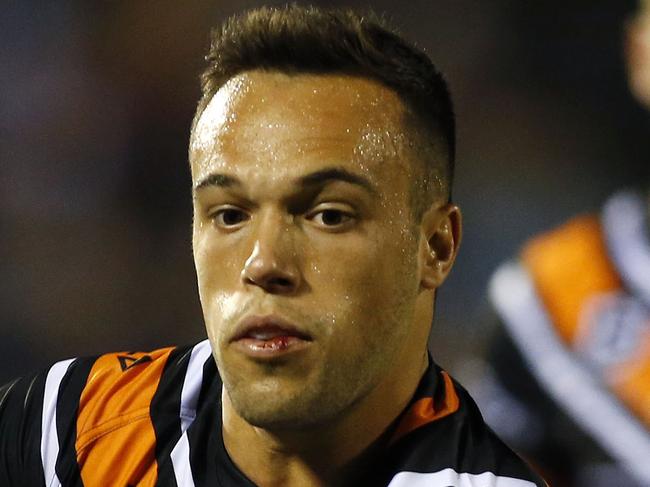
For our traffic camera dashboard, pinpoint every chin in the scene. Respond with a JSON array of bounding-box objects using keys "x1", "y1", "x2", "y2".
[
  {"x1": 227, "y1": 379, "x2": 348, "y2": 430},
  {"x1": 232, "y1": 391, "x2": 319, "y2": 429}
]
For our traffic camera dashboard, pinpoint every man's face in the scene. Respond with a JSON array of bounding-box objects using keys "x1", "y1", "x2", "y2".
[{"x1": 190, "y1": 71, "x2": 432, "y2": 428}]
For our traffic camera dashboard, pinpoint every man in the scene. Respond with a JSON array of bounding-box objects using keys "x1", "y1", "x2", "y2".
[
  {"x1": 0, "y1": 6, "x2": 545, "y2": 486},
  {"x1": 472, "y1": 2, "x2": 650, "y2": 486}
]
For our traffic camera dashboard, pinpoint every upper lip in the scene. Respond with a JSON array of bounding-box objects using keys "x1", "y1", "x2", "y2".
[{"x1": 229, "y1": 314, "x2": 313, "y2": 342}]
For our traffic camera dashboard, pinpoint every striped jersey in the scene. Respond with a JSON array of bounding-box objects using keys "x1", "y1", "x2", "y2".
[
  {"x1": 484, "y1": 189, "x2": 650, "y2": 485},
  {"x1": 0, "y1": 339, "x2": 546, "y2": 486}
]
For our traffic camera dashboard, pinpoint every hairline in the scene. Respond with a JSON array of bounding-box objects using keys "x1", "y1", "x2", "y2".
[{"x1": 190, "y1": 68, "x2": 450, "y2": 214}]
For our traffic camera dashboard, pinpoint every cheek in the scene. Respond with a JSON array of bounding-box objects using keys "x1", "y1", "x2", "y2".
[
  {"x1": 307, "y1": 225, "x2": 418, "y2": 315},
  {"x1": 194, "y1": 231, "x2": 253, "y2": 349},
  {"x1": 305, "y1": 233, "x2": 376, "y2": 289},
  {"x1": 193, "y1": 227, "x2": 247, "y2": 307}
]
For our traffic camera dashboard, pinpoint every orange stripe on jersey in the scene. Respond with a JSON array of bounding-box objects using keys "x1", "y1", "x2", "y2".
[
  {"x1": 522, "y1": 216, "x2": 621, "y2": 345},
  {"x1": 390, "y1": 371, "x2": 459, "y2": 444},
  {"x1": 75, "y1": 347, "x2": 174, "y2": 487}
]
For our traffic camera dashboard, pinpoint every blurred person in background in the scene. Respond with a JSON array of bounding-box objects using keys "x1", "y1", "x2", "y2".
[
  {"x1": 469, "y1": 1, "x2": 650, "y2": 486},
  {"x1": 0, "y1": 6, "x2": 546, "y2": 487}
]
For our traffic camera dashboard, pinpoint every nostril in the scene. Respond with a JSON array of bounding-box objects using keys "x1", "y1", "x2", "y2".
[
  {"x1": 241, "y1": 261, "x2": 299, "y2": 293},
  {"x1": 269, "y1": 277, "x2": 294, "y2": 289}
]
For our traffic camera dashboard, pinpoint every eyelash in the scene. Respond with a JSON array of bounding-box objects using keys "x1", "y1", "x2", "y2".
[
  {"x1": 209, "y1": 207, "x2": 250, "y2": 228},
  {"x1": 307, "y1": 208, "x2": 355, "y2": 229},
  {"x1": 208, "y1": 205, "x2": 356, "y2": 230}
]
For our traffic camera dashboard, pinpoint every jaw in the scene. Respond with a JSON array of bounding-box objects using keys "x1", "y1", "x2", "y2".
[{"x1": 220, "y1": 318, "x2": 431, "y2": 487}]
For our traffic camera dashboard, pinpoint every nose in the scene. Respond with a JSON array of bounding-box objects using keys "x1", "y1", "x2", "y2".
[{"x1": 241, "y1": 214, "x2": 301, "y2": 295}]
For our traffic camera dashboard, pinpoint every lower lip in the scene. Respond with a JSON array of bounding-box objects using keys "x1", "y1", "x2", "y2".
[{"x1": 232, "y1": 336, "x2": 311, "y2": 358}]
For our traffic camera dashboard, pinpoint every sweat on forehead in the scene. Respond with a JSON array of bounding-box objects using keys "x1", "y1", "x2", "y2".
[{"x1": 189, "y1": 70, "x2": 418, "y2": 173}]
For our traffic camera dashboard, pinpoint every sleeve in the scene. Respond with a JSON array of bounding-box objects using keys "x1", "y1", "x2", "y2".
[{"x1": 0, "y1": 374, "x2": 48, "y2": 487}]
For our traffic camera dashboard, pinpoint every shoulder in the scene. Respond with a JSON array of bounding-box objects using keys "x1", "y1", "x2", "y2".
[
  {"x1": 0, "y1": 340, "x2": 216, "y2": 486},
  {"x1": 54, "y1": 340, "x2": 215, "y2": 448},
  {"x1": 0, "y1": 344, "x2": 190, "y2": 447},
  {"x1": 384, "y1": 365, "x2": 547, "y2": 487}
]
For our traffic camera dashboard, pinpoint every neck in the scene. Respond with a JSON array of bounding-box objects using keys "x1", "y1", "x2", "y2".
[
  {"x1": 222, "y1": 292, "x2": 435, "y2": 487},
  {"x1": 221, "y1": 348, "x2": 429, "y2": 487}
]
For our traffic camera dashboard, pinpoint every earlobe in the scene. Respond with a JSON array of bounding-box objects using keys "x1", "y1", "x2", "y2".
[{"x1": 419, "y1": 204, "x2": 462, "y2": 290}]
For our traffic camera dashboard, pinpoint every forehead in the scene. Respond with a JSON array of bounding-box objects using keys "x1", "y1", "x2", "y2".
[{"x1": 189, "y1": 70, "x2": 415, "y2": 184}]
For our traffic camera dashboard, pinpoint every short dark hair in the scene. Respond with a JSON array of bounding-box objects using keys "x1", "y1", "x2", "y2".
[{"x1": 193, "y1": 4, "x2": 455, "y2": 211}]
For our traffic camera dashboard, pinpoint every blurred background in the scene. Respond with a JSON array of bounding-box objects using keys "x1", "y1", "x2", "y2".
[{"x1": 1, "y1": 0, "x2": 648, "y2": 385}]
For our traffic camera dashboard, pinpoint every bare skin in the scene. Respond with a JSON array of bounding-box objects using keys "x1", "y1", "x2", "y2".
[
  {"x1": 190, "y1": 71, "x2": 462, "y2": 487},
  {"x1": 626, "y1": 0, "x2": 650, "y2": 109}
]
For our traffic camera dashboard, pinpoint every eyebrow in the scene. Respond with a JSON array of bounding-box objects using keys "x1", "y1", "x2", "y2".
[
  {"x1": 194, "y1": 166, "x2": 377, "y2": 195},
  {"x1": 194, "y1": 173, "x2": 240, "y2": 192},
  {"x1": 297, "y1": 167, "x2": 377, "y2": 195}
]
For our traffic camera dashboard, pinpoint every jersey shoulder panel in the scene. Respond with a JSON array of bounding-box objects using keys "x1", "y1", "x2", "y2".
[
  {"x1": 383, "y1": 364, "x2": 547, "y2": 487},
  {"x1": 74, "y1": 344, "x2": 196, "y2": 486},
  {"x1": 0, "y1": 342, "x2": 213, "y2": 487},
  {"x1": 75, "y1": 346, "x2": 176, "y2": 447}
]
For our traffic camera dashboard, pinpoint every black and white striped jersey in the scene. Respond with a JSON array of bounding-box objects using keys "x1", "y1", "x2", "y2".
[{"x1": 0, "y1": 339, "x2": 547, "y2": 486}]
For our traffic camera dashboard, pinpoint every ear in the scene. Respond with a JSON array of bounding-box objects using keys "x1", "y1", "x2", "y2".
[{"x1": 418, "y1": 203, "x2": 462, "y2": 290}]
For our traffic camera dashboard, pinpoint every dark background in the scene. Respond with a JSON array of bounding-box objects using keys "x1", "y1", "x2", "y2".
[{"x1": 1, "y1": 0, "x2": 648, "y2": 383}]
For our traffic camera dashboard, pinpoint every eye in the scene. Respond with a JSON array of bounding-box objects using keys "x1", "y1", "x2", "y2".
[
  {"x1": 309, "y1": 207, "x2": 354, "y2": 229},
  {"x1": 210, "y1": 206, "x2": 250, "y2": 229}
]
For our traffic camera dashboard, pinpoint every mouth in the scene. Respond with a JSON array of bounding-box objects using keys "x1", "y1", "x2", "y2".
[{"x1": 229, "y1": 315, "x2": 313, "y2": 358}]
